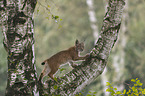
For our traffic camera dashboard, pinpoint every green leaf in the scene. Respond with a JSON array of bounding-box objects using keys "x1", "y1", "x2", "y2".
[
  {"x1": 123, "y1": 89, "x2": 126, "y2": 94},
  {"x1": 136, "y1": 80, "x2": 143, "y2": 86},
  {"x1": 54, "y1": 85, "x2": 58, "y2": 90},
  {"x1": 54, "y1": 16, "x2": 59, "y2": 19},
  {"x1": 111, "y1": 91, "x2": 115, "y2": 95},
  {"x1": 131, "y1": 79, "x2": 136, "y2": 82},
  {"x1": 115, "y1": 91, "x2": 122, "y2": 95},
  {"x1": 114, "y1": 88, "x2": 117, "y2": 90},
  {"x1": 134, "y1": 84, "x2": 137, "y2": 86},
  {"x1": 127, "y1": 89, "x2": 131, "y2": 94},
  {"x1": 132, "y1": 86, "x2": 136, "y2": 91},
  {"x1": 93, "y1": 92, "x2": 97, "y2": 94},
  {"x1": 142, "y1": 89, "x2": 145, "y2": 94},
  {"x1": 89, "y1": 91, "x2": 92, "y2": 93},
  {"x1": 110, "y1": 86, "x2": 114, "y2": 89},
  {"x1": 106, "y1": 82, "x2": 111, "y2": 86},
  {"x1": 106, "y1": 88, "x2": 112, "y2": 92}
]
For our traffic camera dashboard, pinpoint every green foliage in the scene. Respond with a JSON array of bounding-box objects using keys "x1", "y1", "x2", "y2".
[{"x1": 106, "y1": 78, "x2": 145, "y2": 96}]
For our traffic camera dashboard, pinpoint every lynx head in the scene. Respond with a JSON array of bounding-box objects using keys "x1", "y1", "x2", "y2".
[{"x1": 75, "y1": 39, "x2": 84, "y2": 52}]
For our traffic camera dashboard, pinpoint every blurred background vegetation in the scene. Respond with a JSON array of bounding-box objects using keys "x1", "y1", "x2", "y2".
[{"x1": 0, "y1": 0, "x2": 145, "y2": 95}]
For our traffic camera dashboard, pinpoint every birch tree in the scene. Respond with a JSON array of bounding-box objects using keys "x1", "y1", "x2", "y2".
[
  {"x1": 0, "y1": 0, "x2": 38, "y2": 95},
  {"x1": 101, "y1": 0, "x2": 128, "y2": 95},
  {"x1": 0, "y1": 0, "x2": 125, "y2": 95},
  {"x1": 86, "y1": 1, "x2": 109, "y2": 95}
]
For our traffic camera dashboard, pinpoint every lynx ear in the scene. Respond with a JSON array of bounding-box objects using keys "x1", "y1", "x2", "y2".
[{"x1": 75, "y1": 39, "x2": 79, "y2": 45}]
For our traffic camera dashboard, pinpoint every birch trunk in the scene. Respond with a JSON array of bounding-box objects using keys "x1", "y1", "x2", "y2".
[
  {"x1": 101, "y1": 1, "x2": 110, "y2": 96},
  {"x1": 86, "y1": 1, "x2": 109, "y2": 95},
  {"x1": 101, "y1": 0, "x2": 128, "y2": 95},
  {"x1": 0, "y1": 0, "x2": 38, "y2": 95}
]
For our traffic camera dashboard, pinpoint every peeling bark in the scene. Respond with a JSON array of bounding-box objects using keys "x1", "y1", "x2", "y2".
[
  {"x1": 0, "y1": 0, "x2": 38, "y2": 95},
  {"x1": 40, "y1": 0, "x2": 125, "y2": 95}
]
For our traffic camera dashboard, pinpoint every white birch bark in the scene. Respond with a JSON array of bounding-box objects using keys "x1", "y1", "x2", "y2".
[
  {"x1": 0, "y1": 0, "x2": 38, "y2": 95},
  {"x1": 101, "y1": 0, "x2": 128, "y2": 95},
  {"x1": 101, "y1": 1, "x2": 110, "y2": 95},
  {"x1": 86, "y1": 1, "x2": 110, "y2": 95}
]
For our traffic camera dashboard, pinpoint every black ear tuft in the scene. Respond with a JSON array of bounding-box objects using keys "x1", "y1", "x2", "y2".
[
  {"x1": 75, "y1": 39, "x2": 79, "y2": 45},
  {"x1": 41, "y1": 62, "x2": 45, "y2": 65}
]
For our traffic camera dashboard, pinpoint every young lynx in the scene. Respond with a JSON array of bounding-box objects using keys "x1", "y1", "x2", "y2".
[{"x1": 39, "y1": 40, "x2": 88, "y2": 82}]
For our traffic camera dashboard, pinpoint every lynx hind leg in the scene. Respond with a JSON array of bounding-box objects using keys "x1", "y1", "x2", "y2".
[
  {"x1": 48, "y1": 72, "x2": 59, "y2": 83},
  {"x1": 48, "y1": 65, "x2": 59, "y2": 82},
  {"x1": 39, "y1": 67, "x2": 46, "y2": 82},
  {"x1": 39, "y1": 63, "x2": 51, "y2": 82},
  {"x1": 48, "y1": 72, "x2": 54, "y2": 80}
]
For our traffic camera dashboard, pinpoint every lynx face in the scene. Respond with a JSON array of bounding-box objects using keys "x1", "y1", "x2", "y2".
[{"x1": 75, "y1": 40, "x2": 84, "y2": 52}]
